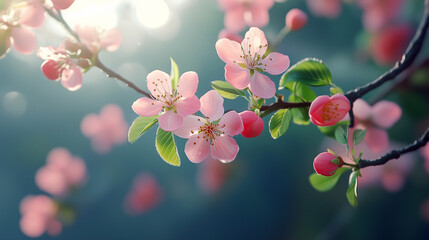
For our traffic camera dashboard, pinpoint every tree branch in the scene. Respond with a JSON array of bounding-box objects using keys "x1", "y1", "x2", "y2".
[
  {"x1": 259, "y1": 98, "x2": 311, "y2": 118},
  {"x1": 357, "y1": 128, "x2": 429, "y2": 169}
]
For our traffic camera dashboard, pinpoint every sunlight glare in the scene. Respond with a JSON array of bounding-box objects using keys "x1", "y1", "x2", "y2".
[{"x1": 135, "y1": 0, "x2": 170, "y2": 29}]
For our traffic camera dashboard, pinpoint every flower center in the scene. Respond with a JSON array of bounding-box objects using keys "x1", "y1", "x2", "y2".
[
  {"x1": 237, "y1": 37, "x2": 268, "y2": 71},
  {"x1": 321, "y1": 102, "x2": 341, "y2": 122},
  {"x1": 150, "y1": 78, "x2": 181, "y2": 108},
  {"x1": 196, "y1": 122, "x2": 226, "y2": 144}
]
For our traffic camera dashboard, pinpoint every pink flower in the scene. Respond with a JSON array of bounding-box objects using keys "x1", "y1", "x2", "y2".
[
  {"x1": 239, "y1": 110, "x2": 264, "y2": 138},
  {"x1": 218, "y1": 0, "x2": 275, "y2": 33},
  {"x1": 306, "y1": 0, "x2": 341, "y2": 19},
  {"x1": 197, "y1": 159, "x2": 229, "y2": 194},
  {"x1": 352, "y1": 99, "x2": 402, "y2": 153},
  {"x1": 75, "y1": 25, "x2": 122, "y2": 53},
  {"x1": 132, "y1": 70, "x2": 201, "y2": 132},
  {"x1": 370, "y1": 23, "x2": 413, "y2": 66},
  {"x1": 19, "y1": 195, "x2": 62, "y2": 238},
  {"x1": 218, "y1": 29, "x2": 243, "y2": 43},
  {"x1": 37, "y1": 45, "x2": 83, "y2": 91},
  {"x1": 49, "y1": 0, "x2": 75, "y2": 10},
  {"x1": 0, "y1": 0, "x2": 45, "y2": 58},
  {"x1": 285, "y1": 8, "x2": 308, "y2": 31},
  {"x1": 174, "y1": 90, "x2": 244, "y2": 163},
  {"x1": 216, "y1": 27, "x2": 290, "y2": 99},
  {"x1": 358, "y1": 0, "x2": 405, "y2": 32},
  {"x1": 420, "y1": 144, "x2": 429, "y2": 174},
  {"x1": 309, "y1": 94, "x2": 351, "y2": 127},
  {"x1": 35, "y1": 148, "x2": 87, "y2": 197},
  {"x1": 313, "y1": 152, "x2": 342, "y2": 176},
  {"x1": 81, "y1": 104, "x2": 128, "y2": 154},
  {"x1": 124, "y1": 173, "x2": 163, "y2": 215}
]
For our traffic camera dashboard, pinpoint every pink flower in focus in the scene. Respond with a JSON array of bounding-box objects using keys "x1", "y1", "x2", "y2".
[
  {"x1": 19, "y1": 195, "x2": 61, "y2": 238},
  {"x1": 81, "y1": 104, "x2": 128, "y2": 154},
  {"x1": 306, "y1": 0, "x2": 341, "y2": 19},
  {"x1": 352, "y1": 99, "x2": 402, "y2": 153},
  {"x1": 370, "y1": 23, "x2": 414, "y2": 66},
  {"x1": 239, "y1": 110, "x2": 264, "y2": 138},
  {"x1": 309, "y1": 94, "x2": 351, "y2": 127},
  {"x1": 313, "y1": 152, "x2": 342, "y2": 176},
  {"x1": 218, "y1": 0, "x2": 275, "y2": 33},
  {"x1": 358, "y1": 0, "x2": 405, "y2": 32},
  {"x1": 124, "y1": 173, "x2": 163, "y2": 215},
  {"x1": 35, "y1": 148, "x2": 87, "y2": 197},
  {"x1": 197, "y1": 159, "x2": 230, "y2": 194},
  {"x1": 285, "y1": 8, "x2": 308, "y2": 31},
  {"x1": 75, "y1": 25, "x2": 122, "y2": 53},
  {"x1": 0, "y1": 0, "x2": 45, "y2": 58},
  {"x1": 216, "y1": 27, "x2": 290, "y2": 98},
  {"x1": 132, "y1": 70, "x2": 201, "y2": 132},
  {"x1": 218, "y1": 29, "x2": 243, "y2": 43},
  {"x1": 37, "y1": 45, "x2": 83, "y2": 91},
  {"x1": 174, "y1": 90, "x2": 244, "y2": 163}
]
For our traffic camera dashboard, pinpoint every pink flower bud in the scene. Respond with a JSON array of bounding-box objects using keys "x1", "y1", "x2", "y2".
[
  {"x1": 41, "y1": 60, "x2": 61, "y2": 80},
  {"x1": 239, "y1": 111, "x2": 264, "y2": 138},
  {"x1": 309, "y1": 94, "x2": 350, "y2": 126},
  {"x1": 286, "y1": 8, "x2": 308, "y2": 31},
  {"x1": 313, "y1": 152, "x2": 342, "y2": 176}
]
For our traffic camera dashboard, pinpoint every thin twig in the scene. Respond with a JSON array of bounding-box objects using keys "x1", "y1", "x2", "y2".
[{"x1": 259, "y1": 99, "x2": 311, "y2": 118}]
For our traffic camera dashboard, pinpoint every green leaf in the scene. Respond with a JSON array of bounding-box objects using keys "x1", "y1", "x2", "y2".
[
  {"x1": 279, "y1": 58, "x2": 332, "y2": 88},
  {"x1": 0, "y1": 29, "x2": 11, "y2": 59},
  {"x1": 352, "y1": 129, "x2": 367, "y2": 146},
  {"x1": 346, "y1": 171, "x2": 358, "y2": 207},
  {"x1": 128, "y1": 116, "x2": 158, "y2": 143},
  {"x1": 283, "y1": 82, "x2": 317, "y2": 101},
  {"x1": 170, "y1": 57, "x2": 179, "y2": 90},
  {"x1": 335, "y1": 125, "x2": 348, "y2": 145},
  {"x1": 318, "y1": 121, "x2": 349, "y2": 139},
  {"x1": 211, "y1": 80, "x2": 245, "y2": 99},
  {"x1": 309, "y1": 168, "x2": 348, "y2": 192},
  {"x1": 155, "y1": 127, "x2": 180, "y2": 166},
  {"x1": 288, "y1": 94, "x2": 310, "y2": 125},
  {"x1": 269, "y1": 109, "x2": 292, "y2": 139}
]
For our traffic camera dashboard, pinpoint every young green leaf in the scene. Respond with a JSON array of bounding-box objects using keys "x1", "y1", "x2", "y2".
[
  {"x1": 289, "y1": 94, "x2": 310, "y2": 125},
  {"x1": 269, "y1": 109, "x2": 293, "y2": 139},
  {"x1": 334, "y1": 125, "x2": 348, "y2": 145},
  {"x1": 352, "y1": 129, "x2": 367, "y2": 146},
  {"x1": 279, "y1": 58, "x2": 332, "y2": 88},
  {"x1": 318, "y1": 121, "x2": 349, "y2": 139},
  {"x1": 155, "y1": 127, "x2": 180, "y2": 166},
  {"x1": 128, "y1": 116, "x2": 158, "y2": 143},
  {"x1": 170, "y1": 57, "x2": 180, "y2": 90},
  {"x1": 346, "y1": 171, "x2": 358, "y2": 207},
  {"x1": 211, "y1": 80, "x2": 245, "y2": 99},
  {"x1": 309, "y1": 168, "x2": 348, "y2": 192}
]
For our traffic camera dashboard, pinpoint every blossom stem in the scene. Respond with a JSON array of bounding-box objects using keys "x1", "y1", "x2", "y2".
[
  {"x1": 259, "y1": 99, "x2": 311, "y2": 118},
  {"x1": 271, "y1": 26, "x2": 290, "y2": 51}
]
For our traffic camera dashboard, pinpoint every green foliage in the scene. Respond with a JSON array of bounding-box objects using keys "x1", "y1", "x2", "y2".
[
  {"x1": 211, "y1": 80, "x2": 245, "y2": 99},
  {"x1": 334, "y1": 125, "x2": 348, "y2": 145},
  {"x1": 318, "y1": 121, "x2": 349, "y2": 139},
  {"x1": 128, "y1": 116, "x2": 158, "y2": 143},
  {"x1": 170, "y1": 57, "x2": 179, "y2": 90},
  {"x1": 269, "y1": 109, "x2": 292, "y2": 139},
  {"x1": 346, "y1": 171, "x2": 358, "y2": 207},
  {"x1": 0, "y1": 29, "x2": 11, "y2": 58},
  {"x1": 155, "y1": 127, "x2": 180, "y2": 166},
  {"x1": 279, "y1": 58, "x2": 332, "y2": 88},
  {"x1": 309, "y1": 168, "x2": 348, "y2": 192},
  {"x1": 352, "y1": 129, "x2": 367, "y2": 146}
]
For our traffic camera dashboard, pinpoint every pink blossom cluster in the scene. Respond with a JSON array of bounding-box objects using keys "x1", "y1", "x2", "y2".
[
  {"x1": 81, "y1": 104, "x2": 128, "y2": 154},
  {"x1": 124, "y1": 173, "x2": 163, "y2": 215}
]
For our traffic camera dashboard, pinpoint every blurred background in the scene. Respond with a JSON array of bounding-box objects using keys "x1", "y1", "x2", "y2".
[{"x1": 1, "y1": 0, "x2": 429, "y2": 239}]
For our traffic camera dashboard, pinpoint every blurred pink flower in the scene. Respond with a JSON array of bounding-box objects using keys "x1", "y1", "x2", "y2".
[
  {"x1": 285, "y1": 8, "x2": 308, "y2": 31},
  {"x1": 49, "y1": 0, "x2": 75, "y2": 10},
  {"x1": 352, "y1": 99, "x2": 402, "y2": 153},
  {"x1": 218, "y1": 0, "x2": 275, "y2": 32},
  {"x1": 35, "y1": 148, "x2": 87, "y2": 197},
  {"x1": 81, "y1": 104, "x2": 128, "y2": 154},
  {"x1": 174, "y1": 90, "x2": 243, "y2": 163},
  {"x1": 37, "y1": 45, "x2": 83, "y2": 91},
  {"x1": 216, "y1": 27, "x2": 290, "y2": 98},
  {"x1": 421, "y1": 198, "x2": 429, "y2": 223},
  {"x1": 197, "y1": 158, "x2": 230, "y2": 194},
  {"x1": 75, "y1": 25, "x2": 122, "y2": 53},
  {"x1": 0, "y1": 0, "x2": 45, "y2": 58},
  {"x1": 218, "y1": 29, "x2": 243, "y2": 43},
  {"x1": 124, "y1": 173, "x2": 163, "y2": 215},
  {"x1": 306, "y1": 0, "x2": 341, "y2": 19},
  {"x1": 358, "y1": 0, "x2": 405, "y2": 32},
  {"x1": 309, "y1": 94, "x2": 350, "y2": 127},
  {"x1": 132, "y1": 70, "x2": 200, "y2": 132},
  {"x1": 19, "y1": 195, "x2": 61, "y2": 238},
  {"x1": 420, "y1": 144, "x2": 429, "y2": 174}
]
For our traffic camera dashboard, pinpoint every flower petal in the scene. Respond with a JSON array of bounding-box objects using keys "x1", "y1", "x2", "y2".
[
  {"x1": 80, "y1": 113, "x2": 102, "y2": 137},
  {"x1": 215, "y1": 38, "x2": 243, "y2": 64},
  {"x1": 364, "y1": 127, "x2": 388, "y2": 153},
  {"x1": 61, "y1": 66, "x2": 82, "y2": 91},
  {"x1": 158, "y1": 111, "x2": 183, "y2": 131},
  {"x1": 173, "y1": 115, "x2": 205, "y2": 139},
  {"x1": 176, "y1": 95, "x2": 200, "y2": 117},
  {"x1": 51, "y1": 0, "x2": 75, "y2": 10},
  {"x1": 261, "y1": 52, "x2": 290, "y2": 75},
  {"x1": 371, "y1": 101, "x2": 402, "y2": 129},
  {"x1": 185, "y1": 134, "x2": 211, "y2": 163},
  {"x1": 11, "y1": 27, "x2": 36, "y2": 54},
  {"x1": 99, "y1": 28, "x2": 122, "y2": 52},
  {"x1": 225, "y1": 63, "x2": 251, "y2": 90},
  {"x1": 200, "y1": 90, "x2": 224, "y2": 121},
  {"x1": 218, "y1": 111, "x2": 243, "y2": 136},
  {"x1": 211, "y1": 135, "x2": 239, "y2": 163},
  {"x1": 353, "y1": 99, "x2": 372, "y2": 121},
  {"x1": 224, "y1": 8, "x2": 246, "y2": 32},
  {"x1": 147, "y1": 70, "x2": 172, "y2": 98},
  {"x1": 132, "y1": 97, "x2": 163, "y2": 117},
  {"x1": 249, "y1": 71, "x2": 276, "y2": 98},
  {"x1": 246, "y1": 7, "x2": 269, "y2": 27},
  {"x1": 242, "y1": 27, "x2": 268, "y2": 60},
  {"x1": 177, "y1": 71, "x2": 198, "y2": 98},
  {"x1": 18, "y1": 0, "x2": 45, "y2": 28}
]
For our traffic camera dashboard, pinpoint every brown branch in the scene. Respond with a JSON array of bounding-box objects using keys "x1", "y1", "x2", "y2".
[{"x1": 259, "y1": 97, "x2": 311, "y2": 118}]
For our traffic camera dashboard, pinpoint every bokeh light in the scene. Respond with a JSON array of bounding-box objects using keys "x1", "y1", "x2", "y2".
[
  {"x1": 3, "y1": 91, "x2": 27, "y2": 117},
  {"x1": 134, "y1": 0, "x2": 170, "y2": 29}
]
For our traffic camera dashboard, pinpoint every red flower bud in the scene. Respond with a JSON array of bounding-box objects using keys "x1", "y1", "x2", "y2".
[
  {"x1": 313, "y1": 152, "x2": 342, "y2": 176},
  {"x1": 41, "y1": 60, "x2": 62, "y2": 80},
  {"x1": 286, "y1": 8, "x2": 308, "y2": 31},
  {"x1": 239, "y1": 111, "x2": 264, "y2": 138}
]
